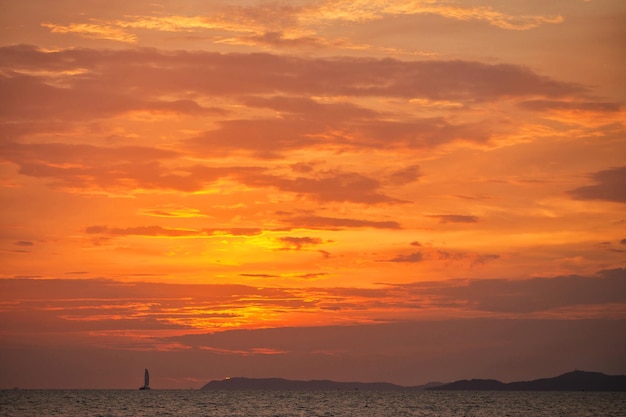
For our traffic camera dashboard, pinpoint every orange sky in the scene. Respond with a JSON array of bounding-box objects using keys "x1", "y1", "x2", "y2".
[{"x1": 1, "y1": 0, "x2": 625, "y2": 388}]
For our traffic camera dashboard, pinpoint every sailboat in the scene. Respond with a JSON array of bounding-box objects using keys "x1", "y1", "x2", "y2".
[{"x1": 139, "y1": 368, "x2": 151, "y2": 390}]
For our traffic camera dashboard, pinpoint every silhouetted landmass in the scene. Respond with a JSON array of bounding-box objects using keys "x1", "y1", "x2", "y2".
[
  {"x1": 201, "y1": 377, "x2": 441, "y2": 391},
  {"x1": 201, "y1": 371, "x2": 626, "y2": 391},
  {"x1": 428, "y1": 371, "x2": 626, "y2": 391}
]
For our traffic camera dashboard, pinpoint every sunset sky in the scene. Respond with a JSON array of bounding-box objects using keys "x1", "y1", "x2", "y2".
[{"x1": 1, "y1": 0, "x2": 625, "y2": 389}]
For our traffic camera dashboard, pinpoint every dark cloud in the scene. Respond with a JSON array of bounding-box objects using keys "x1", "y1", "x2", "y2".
[
  {"x1": 241, "y1": 95, "x2": 379, "y2": 120},
  {"x1": 386, "y1": 165, "x2": 422, "y2": 185},
  {"x1": 472, "y1": 254, "x2": 501, "y2": 265},
  {"x1": 568, "y1": 166, "x2": 626, "y2": 203},
  {"x1": 0, "y1": 45, "x2": 585, "y2": 101},
  {"x1": 382, "y1": 252, "x2": 424, "y2": 263},
  {"x1": 279, "y1": 236, "x2": 325, "y2": 250},
  {"x1": 284, "y1": 215, "x2": 401, "y2": 230},
  {"x1": 187, "y1": 116, "x2": 490, "y2": 157},
  {"x1": 621, "y1": 239, "x2": 626, "y2": 245},
  {"x1": 240, "y1": 273, "x2": 280, "y2": 278},
  {"x1": 380, "y1": 247, "x2": 499, "y2": 267},
  {"x1": 518, "y1": 99, "x2": 621, "y2": 113},
  {"x1": 292, "y1": 272, "x2": 329, "y2": 279},
  {"x1": 14, "y1": 241, "x2": 34, "y2": 246},
  {"x1": 427, "y1": 214, "x2": 479, "y2": 223},
  {"x1": 394, "y1": 268, "x2": 626, "y2": 314},
  {"x1": 0, "y1": 71, "x2": 223, "y2": 123},
  {"x1": 245, "y1": 170, "x2": 404, "y2": 204}
]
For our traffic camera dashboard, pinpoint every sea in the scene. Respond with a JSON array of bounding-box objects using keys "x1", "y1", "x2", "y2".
[{"x1": 1, "y1": 389, "x2": 625, "y2": 417}]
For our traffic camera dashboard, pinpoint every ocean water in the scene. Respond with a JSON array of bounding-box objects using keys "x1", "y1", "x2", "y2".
[{"x1": 1, "y1": 389, "x2": 625, "y2": 417}]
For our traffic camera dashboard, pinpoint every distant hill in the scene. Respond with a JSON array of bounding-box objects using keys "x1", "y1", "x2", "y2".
[
  {"x1": 429, "y1": 371, "x2": 626, "y2": 391},
  {"x1": 201, "y1": 377, "x2": 441, "y2": 391},
  {"x1": 201, "y1": 371, "x2": 626, "y2": 392}
]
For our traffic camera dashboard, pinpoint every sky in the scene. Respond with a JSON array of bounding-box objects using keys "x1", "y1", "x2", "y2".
[{"x1": 0, "y1": 0, "x2": 625, "y2": 389}]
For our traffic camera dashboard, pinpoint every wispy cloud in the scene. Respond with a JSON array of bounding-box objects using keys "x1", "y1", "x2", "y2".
[
  {"x1": 41, "y1": 22, "x2": 137, "y2": 43},
  {"x1": 40, "y1": 1, "x2": 564, "y2": 48},
  {"x1": 283, "y1": 215, "x2": 401, "y2": 230},
  {"x1": 137, "y1": 206, "x2": 208, "y2": 218},
  {"x1": 427, "y1": 214, "x2": 479, "y2": 224},
  {"x1": 2, "y1": 269, "x2": 624, "y2": 339}
]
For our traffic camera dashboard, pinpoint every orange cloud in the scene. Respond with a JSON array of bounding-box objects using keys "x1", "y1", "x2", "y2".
[
  {"x1": 310, "y1": 0, "x2": 564, "y2": 30},
  {"x1": 41, "y1": 22, "x2": 137, "y2": 43}
]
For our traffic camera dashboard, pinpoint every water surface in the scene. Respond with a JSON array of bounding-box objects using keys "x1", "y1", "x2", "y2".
[{"x1": 1, "y1": 389, "x2": 625, "y2": 416}]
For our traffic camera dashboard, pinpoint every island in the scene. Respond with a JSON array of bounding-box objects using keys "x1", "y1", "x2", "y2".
[
  {"x1": 201, "y1": 371, "x2": 626, "y2": 392},
  {"x1": 427, "y1": 370, "x2": 626, "y2": 391},
  {"x1": 201, "y1": 377, "x2": 441, "y2": 391}
]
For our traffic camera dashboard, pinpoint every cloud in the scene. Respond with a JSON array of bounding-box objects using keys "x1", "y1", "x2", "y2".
[
  {"x1": 0, "y1": 71, "x2": 220, "y2": 123},
  {"x1": 393, "y1": 268, "x2": 626, "y2": 314},
  {"x1": 85, "y1": 225, "x2": 198, "y2": 237},
  {"x1": 0, "y1": 140, "x2": 272, "y2": 193},
  {"x1": 385, "y1": 165, "x2": 422, "y2": 185},
  {"x1": 245, "y1": 170, "x2": 404, "y2": 204},
  {"x1": 38, "y1": 2, "x2": 564, "y2": 56},
  {"x1": 199, "y1": 346, "x2": 287, "y2": 356},
  {"x1": 283, "y1": 215, "x2": 401, "y2": 230},
  {"x1": 381, "y1": 245, "x2": 499, "y2": 267},
  {"x1": 0, "y1": 45, "x2": 584, "y2": 102},
  {"x1": 85, "y1": 225, "x2": 264, "y2": 238},
  {"x1": 568, "y1": 166, "x2": 626, "y2": 203},
  {"x1": 204, "y1": 228, "x2": 264, "y2": 237},
  {"x1": 1, "y1": 269, "x2": 624, "y2": 344},
  {"x1": 41, "y1": 22, "x2": 137, "y2": 43},
  {"x1": 187, "y1": 115, "x2": 492, "y2": 157},
  {"x1": 0, "y1": 136, "x2": 407, "y2": 202},
  {"x1": 236, "y1": 31, "x2": 338, "y2": 49},
  {"x1": 313, "y1": 1, "x2": 564, "y2": 30},
  {"x1": 621, "y1": 239, "x2": 626, "y2": 245},
  {"x1": 137, "y1": 206, "x2": 208, "y2": 218},
  {"x1": 241, "y1": 95, "x2": 379, "y2": 120},
  {"x1": 240, "y1": 273, "x2": 280, "y2": 279},
  {"x1": 518, "y1": 99, "x2": 621, "y2": 113},
  {"x1": 427, "y1": 214, "x2": 479, "y2": 224},
  {"x1": 239, "y1": 272, "x2": 329, "y2": 280},
  {"x1": 14, "y1": 241, "x2": 34, "y2": 246},
  {"x1": 382, "y1": 252, "x2": 423, "y2": 263},
  {"x1": 278, "y1": 237, "x2": 325, "y2": 250},
  {"x1": 471, "y1": 254, "x2": 501, "y2": 266}
]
